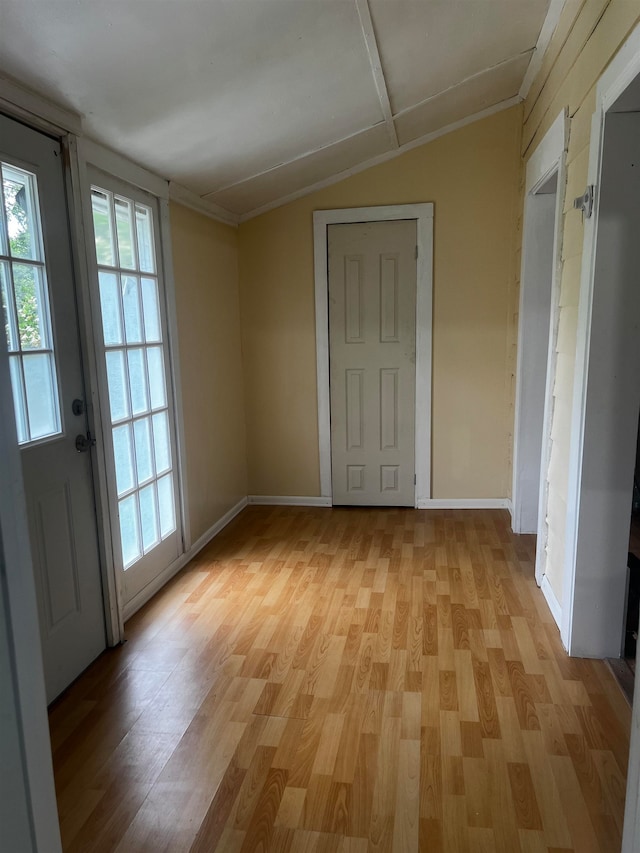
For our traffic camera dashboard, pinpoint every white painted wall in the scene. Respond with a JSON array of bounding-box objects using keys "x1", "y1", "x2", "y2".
[
  {"x1": 566, "y1": 111, "x2": 640, "y2": 658},
  {"x1": 512, "y1": 188, "x2": 556, "y2": 533}
]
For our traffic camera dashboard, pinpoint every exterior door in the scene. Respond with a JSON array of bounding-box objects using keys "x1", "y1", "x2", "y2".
[
  {"x1": 0, "y1": 114, "x2": 105, "y2": 702},
  {"x1": 88, "y1": 173, "x2": 182, "y2": 610},
  {"x1": 328, "y1": 219, "x2": 417, "y2": 506}
]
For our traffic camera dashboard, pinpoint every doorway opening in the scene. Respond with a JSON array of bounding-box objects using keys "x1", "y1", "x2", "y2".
[
  {"x1": 512, "y1": 111, "x2": 566, "y2": 627},
  {"x1": 613, "y1": 417, "x2": 640, "y2": 703},
  {"x1": 513, "y1": 170, "x2": 558, "y2": 532},
  {"x1": 563, "y1": 71, "x2": 640, "y2": 661}
]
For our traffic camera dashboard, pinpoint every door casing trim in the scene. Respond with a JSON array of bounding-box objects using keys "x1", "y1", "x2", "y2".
[
  {"x1": 511, "y1": 108, "x2": 567, "y2": 598},
  {"x1": 313, "y1": 203, "x2": 434, "y2": 507}
]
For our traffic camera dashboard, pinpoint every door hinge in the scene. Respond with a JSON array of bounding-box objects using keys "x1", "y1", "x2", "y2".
[
  {"x1": 415, "y1": 245, "x2": 418, "y2": 259},
  {"x1": 414, "y1": 474, "x2": 417, "y2": 485}
]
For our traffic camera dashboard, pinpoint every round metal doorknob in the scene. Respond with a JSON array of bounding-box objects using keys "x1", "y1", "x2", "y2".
[{"x1": 75, "y1": 433, "x2": 96, "y2": 453}]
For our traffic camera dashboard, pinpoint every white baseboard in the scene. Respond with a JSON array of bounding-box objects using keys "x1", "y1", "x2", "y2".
[
  {"x1": 416, "y1": 498, "x2": 511, "y2": 510},
  {"x1": 247, "y1": 496, "x2": 510, "y2": 511},
  {"x1": 505, "y1": 498, "x2": 514, "y2": 522},
  {"x1": 123, "y1": 496, "x2": 248, "y2": 621},
  {"x1": 540, "y1": 574, "x2": 562, "y2": 629},
  {"x1": 188, "y1": 496, "x2": 249, "y2": 555},
  {"x1": 247, "y1": 495, "x2": 332, "y2": 507}
]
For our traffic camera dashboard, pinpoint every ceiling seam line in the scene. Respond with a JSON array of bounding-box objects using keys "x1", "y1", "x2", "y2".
[
  {"x1": 354, "y1": 0, "x2": 399, "y2": 150},
  {"x1": 236, "y1": 96, "x2": 521, "y2": 222},
  {"x1": 392, "y1": 48, "x2": 535, "y2": 120},
  {"x1": 206, "y1": 41, "x2": 530, "y2": 201},
  {"x1": 201, "y1": 122, "x2": 388, "y2": 197}
]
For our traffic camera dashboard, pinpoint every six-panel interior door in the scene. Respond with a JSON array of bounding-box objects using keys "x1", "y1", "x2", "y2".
[
  {"x1": 0, "y1": 113, "x2": 106, "y2": 702},
  {"x1": 328, "y1": 220, "x2": 417, "y2": 506},
  {"x1": 88, "y1": 172, "x2": 182, "y2": 608}
]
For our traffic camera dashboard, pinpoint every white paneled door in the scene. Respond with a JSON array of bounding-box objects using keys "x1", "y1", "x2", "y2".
[
  {"x1": 0, "y1": 114, "x2": 105, "y2": 701},
  {"x1": 328, "y1": 220, "x2": 417, "y2": 506},
  {"x1": 88, "y1": 174, "x2": 182, "y2": 608}
]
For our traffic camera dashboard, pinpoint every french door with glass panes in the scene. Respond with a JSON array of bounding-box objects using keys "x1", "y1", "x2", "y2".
[
  {"x1": 0, "y1": 113, "x2": 106, "y2": 701},
  {"x1": 88, "y1": 173, "x2": 182, "y2": 608}
]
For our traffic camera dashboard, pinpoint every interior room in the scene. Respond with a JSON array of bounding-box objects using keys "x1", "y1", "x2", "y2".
[{"x1": 2, "y1": 1, "x2": 640, "y2": 850}]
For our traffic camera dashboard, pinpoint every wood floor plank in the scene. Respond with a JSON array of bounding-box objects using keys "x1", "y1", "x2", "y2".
[{"x1": 48, "y1": 507, "x2": 630, "y2": 852}]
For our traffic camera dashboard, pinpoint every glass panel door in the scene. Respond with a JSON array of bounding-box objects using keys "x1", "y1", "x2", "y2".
[
  {"x1": 89, "y1": 179, "x2": 181, "y2": 604},
  {"x1": 0, "y1": 162, "x2": 61, "y2": 443}
]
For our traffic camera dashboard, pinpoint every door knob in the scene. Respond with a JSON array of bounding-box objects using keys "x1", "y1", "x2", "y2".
[{"x1": 75, "y1": 432, "x2": 96, "y2": 453}]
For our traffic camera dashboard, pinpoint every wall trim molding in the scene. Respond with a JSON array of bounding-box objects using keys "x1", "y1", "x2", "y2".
[
  {"x1": 247, "y1": 495, "x2": 333, "y2": 507},
  {"x1": 540, "y1": 574, "x2": 562, "y2": 631},
  {"x1": 169, "y1": 181, "x2": 239, "y2": 227},
  {"x1": 0, "y1": 73, "x2": 83, "y2": 136},
  {"x1": 246, "y1": 496, "x2": 513, "y2": 511},
  {"x1": 416, "y1": 498, "x2": 511, "y2": 510},
  {"x1": 511, "y1": 108, "x2": 567, "y2": 592},
  {"x1": 239, "y1": 96, "x2": 520, "y2": 222},
  {"x1": 81, "y1": 138, "x2": 169, "y2": 199},
  {"x1": 122, "y1": 497, "x2": 248, "y2": 621},
  {"x1": 519, "y1": 0, "x2": 567, "y2": 100}
]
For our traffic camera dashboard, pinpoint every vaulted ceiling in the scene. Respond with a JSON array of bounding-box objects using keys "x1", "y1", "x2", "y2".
[{"x1": 0, "y1": 0, "x2": 557, "y2": 220}]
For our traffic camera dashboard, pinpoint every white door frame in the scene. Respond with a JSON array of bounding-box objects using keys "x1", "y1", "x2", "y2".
[
  {"x1": 313, "y1": 204, "x2": 433, "y2": 507},
  {"x1": 563, "y1": 22, "x2": 640, "y2": 658},
  {"x1": 75, "y1": 139, "x2": 191, "y2": 624},
  {"x1": 0, "y1": 88, "x2": 194, "y2": 639},
  {"x1": 555, "y1": 22, "x2": 640, "y2": 852},
  {"x1": 512, "y1": 111, "x2": 567, "y2": 601}
]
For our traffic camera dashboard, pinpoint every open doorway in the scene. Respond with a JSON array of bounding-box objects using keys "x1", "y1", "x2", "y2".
[
  {"x1": 614, "y1": 419, "x2": 640, "y2": 702},
  {"x1": 512, "y1": 111, "x2": 566, "y2": 625},
  {"x1": 513, "y1": 170, "x2": 558, "y2": 531},
  {"x1": 563, "y1": 78, "x2": 640, "y2": 661}
]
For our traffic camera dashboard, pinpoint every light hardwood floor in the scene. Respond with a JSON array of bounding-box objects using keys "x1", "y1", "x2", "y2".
[{"x1": 49, "y1": 507, "x2": 631, "y2": 852}]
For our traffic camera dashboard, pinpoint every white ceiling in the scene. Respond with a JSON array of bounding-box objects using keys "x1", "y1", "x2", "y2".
[{"x1": 0, "y1": 0, "x2": 555, "y2": 220}]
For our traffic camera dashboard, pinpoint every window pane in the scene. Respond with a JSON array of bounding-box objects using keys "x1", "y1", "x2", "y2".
[
  {"x1": 157, "y1": 474, "x2": 175, "y2": 538},
  {"x1": 133, "y1": 417, "x2": 153, "y2": 484},
  {"x1": 112, "y1": 423, "x2": 135, "y2": 496},
  {"x1": 127, "y1": 348, "x2": 149, "y2": 415},
  {"x1": 3, "y1": 164, "x2": 40, "y2": 261},
  {"x1": 23, "y1": 352, "x2": 58, "y2": 439},
  {"x1": 114, "y1": 197, "x2": 136, "y2": 269},
  {"x1": 91, "y1": 190, "x2": 115, "y2": 267},
  {"x1": 121, "y1": 275, "x2": 142, "y2": 343},
  {"x1": 1, "y1": 261, "x2": 18, "y2": 351},
  {"x1": 135, "y1": 205, "x2": 155, "y2": 273},
  {"x1": 152, "y1": 411, "x2": 171, "y2": 475},
  {"x1": 106, "y1": 350, "x2": 129, "y2": 421},
  {"x1": 13, "y1": 263, "x2": 47, "y2": 350},
  {"x1": 141, "y1": 277, "x2": 161, "y2": 342},
  {"x1": 139, "y1": 483, "x2": 159, "y2": 552},
  {"x1": 98, "y1": 272, "x2": 123, "y2": 346},
  {"x1": 147, "y1": 346, "x2": 166, "y2": 409},
  {"x1": 119, "y1": 493, "x2": 141, "y2": 568},
  {"x1": 9, "y1": 356, "x2": 27, "y2": 443}
]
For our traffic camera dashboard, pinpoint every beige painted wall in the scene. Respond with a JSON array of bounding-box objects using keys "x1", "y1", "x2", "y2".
[
  {"x1": 238, "y1": 106, "x2": 522, "y2": 499},
  {"x1": 170, "y1": 202, "x2": 247, "y2": 542},
  {"x1": 522, "y1": 0, "x2": 640, "y2": 603}
]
